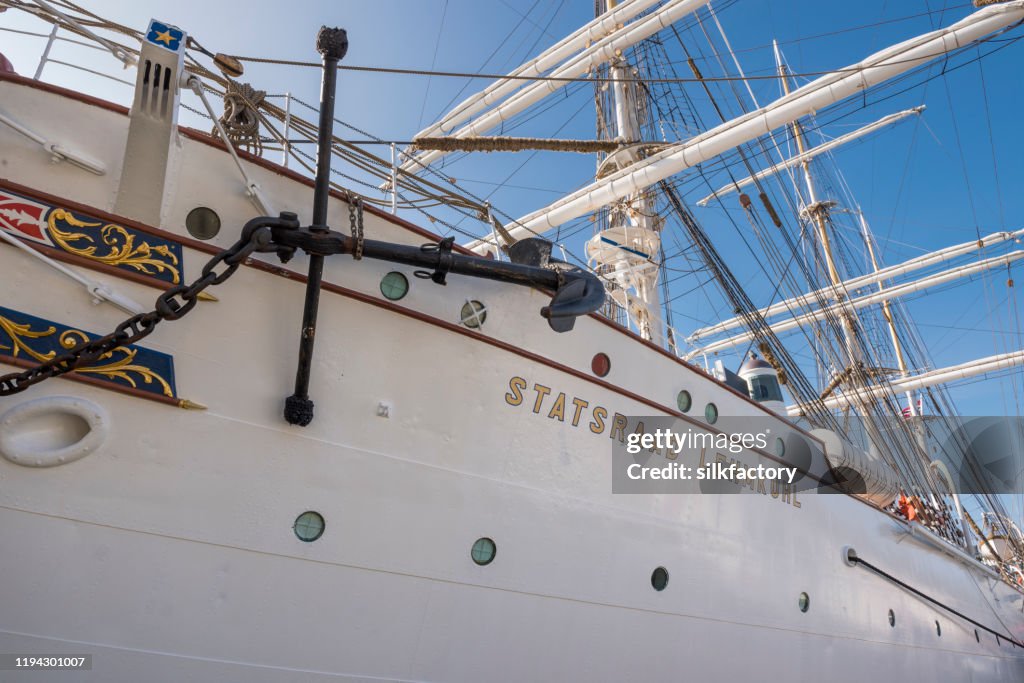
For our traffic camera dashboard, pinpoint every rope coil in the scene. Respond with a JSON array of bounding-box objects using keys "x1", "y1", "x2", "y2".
[{"x1": 216, "y1": 81, "x2": 266, "y2": 155}]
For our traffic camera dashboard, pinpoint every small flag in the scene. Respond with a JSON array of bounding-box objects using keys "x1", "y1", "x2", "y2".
[
  {"x1": 901, "y1": 399, "x2": 923, "y2": 419},
  {"x1": 146, "y1": 20, "x2": 184, "y2": 52}
]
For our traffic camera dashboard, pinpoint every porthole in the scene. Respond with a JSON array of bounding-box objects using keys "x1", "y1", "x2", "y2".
[
  {"x1": 293, "y1": 511, "x2": 325, "y2": 542},
  {"x1": 460, "y1": 300, "x2": 487, "y2": 329},
  {"x1": 888, "y1": 609, "x2": 895, "y2": 627},
  {"x1": 379, "y1": 271, "x2": 409, "y2": 301},
  {"x1": 591, "y1": 352, "x2": 611, "y2": 378},
  {"x1": 798, "y1": 592, "x2": 810, "y2": 613},
  {"x1": 935, "y1": 621, "x2": 941, "y2": 637},
  {"x1": 651, "y1": 566, "x2": 669, "y2": 591},
  {"x1": 975, "y1": 629, "x2": 980, "y2": 643},
  {"x1": 185, "y1": 206, "x2": 221, "y2": 240},
  {"x1": 775, "y1": 437, "x2": 785, "y2": 457},
  {"x1": 676, "y1": 390, "x2": 692, "y2": 413},
  {"x1": 471, "y1": 537, "x2": 496, "y2": 566},
  {"x1": 704, "y1": 402, "x2": 718, "y2": 425}
]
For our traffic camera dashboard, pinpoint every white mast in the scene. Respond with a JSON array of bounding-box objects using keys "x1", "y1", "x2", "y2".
[
  {"x1": 585, "y1": 0, "x2": 665, "y2": 344},
  {"x1": 771, "y1": 41, "x2": 861, "y2": 368}
]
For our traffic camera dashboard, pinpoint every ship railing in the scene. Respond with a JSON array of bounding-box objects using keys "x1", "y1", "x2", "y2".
[
  {"x1": 0, "y1": 4, "x2": 434, "y2": 215},
  {"x1": 2, "y1": 23, "x2": 131, "y2": 85}
]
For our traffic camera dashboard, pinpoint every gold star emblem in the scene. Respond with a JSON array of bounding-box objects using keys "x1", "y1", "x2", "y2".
[{"x1": 154, "y1": 29, "x2": 175, "y2": 46}]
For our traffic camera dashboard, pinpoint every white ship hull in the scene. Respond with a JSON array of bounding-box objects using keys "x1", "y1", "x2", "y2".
[{"x1": 1, "y1": 74, "x2": 1022, "y2": 682}]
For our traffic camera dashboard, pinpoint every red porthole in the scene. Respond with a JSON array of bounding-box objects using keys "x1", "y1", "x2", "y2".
[{"x1": 591, "y1": 352, "x2": 611, "y2": 377}]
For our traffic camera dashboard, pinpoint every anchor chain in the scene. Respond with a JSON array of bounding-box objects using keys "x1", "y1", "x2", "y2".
[
  {"x1": 0, "y1": 219, "x2": 277, "y2": 398},
  {"x1": 347, "y1": 192, "x2": 364, "y2": 260},
  {"x1": 0, "y1": 212, "x2": 605, "y2": 403}
]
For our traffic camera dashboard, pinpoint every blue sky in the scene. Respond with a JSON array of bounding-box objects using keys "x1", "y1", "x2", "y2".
[{"x1": 2, "y1": 0, "x2": 1023, "y2": 422}]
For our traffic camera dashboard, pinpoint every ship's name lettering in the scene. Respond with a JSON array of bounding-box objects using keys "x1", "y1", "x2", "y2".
[
  {"x1": 503, "y1": 376, "x2": 801, "y2": 508},
  {"x1": 504, "y1": 376, "x2": 626, "y2": 438}
]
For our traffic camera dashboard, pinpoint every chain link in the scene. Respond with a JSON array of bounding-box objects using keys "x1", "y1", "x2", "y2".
[
  {"x1": 348, "y1": 193, "x2": 364, "y2": 260},
  {"x1": 0, "y1": 227, "x2": 270, "y2": 398}
]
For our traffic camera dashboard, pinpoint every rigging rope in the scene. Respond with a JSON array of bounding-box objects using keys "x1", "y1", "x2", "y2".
[
  {"x1": 412, "y1": 136, "x2": 644, "y2": 153},
  {"x1": 227, "y1": 28, "x2": 1024, "y2": 84}
]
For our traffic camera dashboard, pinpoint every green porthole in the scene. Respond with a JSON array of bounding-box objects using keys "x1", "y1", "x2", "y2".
[
  {"x1": 651, "y1": 566, "x2": 669, "y2": 591},
  {"x1": 677, "y1": 390, "x2": 692, "y2": 413},
  {"x1": 705, "y1": 402, "x2": 718, "y2": 425},
  {"x1": 379, "y1": 271, "x2": 409, "y2": 301},
  {"x1": 293, "y1": 511, "x2": 325, "y2": 542},
  {"x1": 775, "y1": 437, "x2": 786, "y2": 457},
  {"x1": 460, "y1": 300, "x2": 487, "y2": 329},
  {"x1": 798, "y1": 592, "x2": 810, "y2": 613},
  {"x1": 185, "y1": 206, "x2": 221, "y2": 240},
  {"x1": 471, "y1": 537, "x2": 496, "y2": 565}
]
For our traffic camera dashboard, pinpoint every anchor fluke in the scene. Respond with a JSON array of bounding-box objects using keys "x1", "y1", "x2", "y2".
[
  {"x1": 542, "y1": 274, "x2": 606, "y2": 332},
  {"x1": 508, "y1": 238, "x2": 606, "y2": 331}
]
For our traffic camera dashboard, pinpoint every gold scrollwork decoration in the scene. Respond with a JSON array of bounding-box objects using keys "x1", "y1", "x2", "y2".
[
  {"x1": 47, "y1": 209, "x2": 181, "y2": 283},
  {"x1": 59, "y1": 330, "x2": 174, "y2": 397},
  {"x1": 0, "y1": 315, "x2": 57, "y2": 362},
  {"x1": 0, "y1": 316, "x2": 174, "y2": 397}
]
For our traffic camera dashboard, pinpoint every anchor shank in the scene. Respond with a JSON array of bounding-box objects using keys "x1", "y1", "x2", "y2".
[{"x1": 285, "y1": 26, "x2": 349, "y2": 427}]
